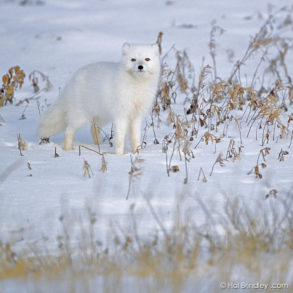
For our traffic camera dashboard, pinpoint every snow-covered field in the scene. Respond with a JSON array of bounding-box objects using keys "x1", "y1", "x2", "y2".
[{"x1": 1, "y1": 0, "x2": 293, "y2": 292}]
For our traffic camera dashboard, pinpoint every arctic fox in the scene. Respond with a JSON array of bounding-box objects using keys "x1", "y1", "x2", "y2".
[{"x1": 38, "y1": 43, "x2": 161, "y2": 154}]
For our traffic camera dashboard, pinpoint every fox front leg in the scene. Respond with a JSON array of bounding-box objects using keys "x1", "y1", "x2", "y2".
[
  {"x1": 114, "y1": 119, "x2": 128, "y2": 155},
  {"x1": 130, "y1": 117, "x2": 142, "y2": 153}
]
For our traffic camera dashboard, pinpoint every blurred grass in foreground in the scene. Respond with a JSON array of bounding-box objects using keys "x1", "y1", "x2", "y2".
[{"x1": 0, "y1": 192, "x2": 292, "y2": 293}]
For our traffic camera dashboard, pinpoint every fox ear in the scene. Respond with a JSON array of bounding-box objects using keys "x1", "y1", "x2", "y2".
[{"x1": 122, "y1": 42, "x2": 131, "y2": 53}]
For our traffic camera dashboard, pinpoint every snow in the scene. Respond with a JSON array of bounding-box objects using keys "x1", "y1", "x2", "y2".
[{"x1": 0, "y1": 0, "x2": 293, "y2": 291}]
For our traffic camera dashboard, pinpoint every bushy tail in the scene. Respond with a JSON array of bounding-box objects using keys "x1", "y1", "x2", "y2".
[{"x1": 38, "y1": 99, "x2": 67, "y2": 138}]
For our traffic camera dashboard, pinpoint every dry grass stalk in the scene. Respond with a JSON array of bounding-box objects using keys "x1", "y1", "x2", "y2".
[
  {"x1": 210, "y1": 153, "x2": 224, "y2": 176},
  {"x1": 79, "y1": 144, "x2": 102, "y2": 156},
  {"x1": 225, "y1": 139, "x2": 243, "y2": 161},
  {"x1": 29, "y1": 70, "x2": 53, "y2": 93},
  {"x1": 288, "y1": 129, "x2": 293, "y2": 149},
  {"x1": 265, "y1": 189, "x2": 277, "y2": 199},
  {"x1": 126, "y1": 155, "x2": 144, "y2": 200},
  {"x1": 79, "y1": 145, "x2": 107, "y2": 173},
  {"x1": 156, "y1": 31, "x2": 163, "y2": 55},
  {"x1": 17, "y1": 134, "x2": 27, "y2": 156},
  {"x1": 54, "y1": 147, "x2": 60, "y2": 158},
  {"x1": 197, "y1": 167, "x2": 207, "y2": 182},
  {"x1": 151, "y1": 103, "x2": 160, "y2": 145},
  {"x1": 171, "y1": 165, "x2": 179, "y2": 172},
  {"x1": 209, "y1": 21, "x2": 224, "y2": 80},
  {"x1": 278, "y1": 148, "x2": 288, "y2": 161},
  {"x1": 247, "y1": 147, "x2": 271, "y2": 179},
  {"x1": 83, "y1": 159, "x2": 93, "y2": 178}
]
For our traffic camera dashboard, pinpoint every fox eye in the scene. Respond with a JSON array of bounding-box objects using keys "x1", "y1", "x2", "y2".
[
  {"x1": 145, "y1": 58, "x2": 151, "y2": 61},
  {"x1": 131, "y1": 58, "x2": 136, "y2": 62}
]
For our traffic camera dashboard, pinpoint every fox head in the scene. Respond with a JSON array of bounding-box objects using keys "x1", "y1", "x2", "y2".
[{"x1": 121, "y1": 43, "x2": 161, "y2": 77}]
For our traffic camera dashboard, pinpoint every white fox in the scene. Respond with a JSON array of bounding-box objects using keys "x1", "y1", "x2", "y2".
[{"x1": 38, "y1": 43, "x2": 161, "y2": 154}]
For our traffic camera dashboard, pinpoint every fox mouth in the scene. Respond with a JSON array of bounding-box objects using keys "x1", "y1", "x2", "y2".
[
  {"x1": 127, "y1": 69, "x2": 150, "y2": 77},
  {"x1": 133, "y1": 69, "x2": 147, "y2": 74}
]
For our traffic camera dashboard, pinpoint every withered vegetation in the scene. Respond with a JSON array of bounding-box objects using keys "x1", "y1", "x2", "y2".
[
  {"x1": 0, "y1": 66, "x2": 25, "y2": 107},
  {"x1": 0, "y1": 193, "x2": 292, "y2": 292},
  {"x1": 153, "y1": 6, "x2": 293, "y2": 183},
  {"x1": 1, "y1": 6, "x2": 293, "y2": 292}
]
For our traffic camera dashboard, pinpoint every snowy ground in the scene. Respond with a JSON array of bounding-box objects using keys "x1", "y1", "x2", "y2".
[{"x1": 0, "y1": 0, "x2": 293, "y2": 291}]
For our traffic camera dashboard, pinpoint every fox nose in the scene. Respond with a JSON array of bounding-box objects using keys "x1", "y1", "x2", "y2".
[{"x1": 138, "y1": 65, "x2": 144, "y2": 71}]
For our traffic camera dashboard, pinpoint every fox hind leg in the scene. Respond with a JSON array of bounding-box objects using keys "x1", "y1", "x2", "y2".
[
  {"x1": 63, "y1": 117, "x2": 88, "y2": 150},
  {"x1": 64, "y1": 127, "x2": 76, "y2": 150}
]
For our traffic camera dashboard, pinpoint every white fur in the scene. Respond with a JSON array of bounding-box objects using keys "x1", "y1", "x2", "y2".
[{"x1": 38, "y1": 43, "x2": 161, "y2": 154}]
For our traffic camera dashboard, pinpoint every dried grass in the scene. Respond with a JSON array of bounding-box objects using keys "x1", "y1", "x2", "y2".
[
  {"x1": 0, "y1": 193, "x2": 292, "y2": 292},
  {"x1": 1, "y1": 5, "x2": 293, "y2": 292}
]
